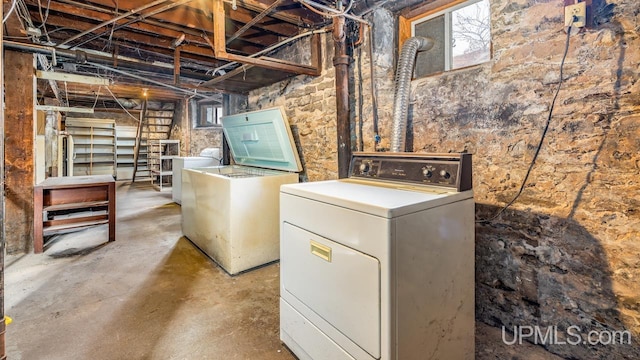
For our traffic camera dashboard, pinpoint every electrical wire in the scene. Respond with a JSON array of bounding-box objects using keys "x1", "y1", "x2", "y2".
[
  {"x1": 477, "y1": 20, "x2": 575, "y2": 224},
  {"x1": 299, "y1": 0, "x2": 353, "y2": 18},
  {"x1": 2, "y1": 0, "x2": 18, "y2": 24},
  {"x1": 367, "y1": 22, "x2": 380, "y2": 149},
  {"x1": 92, "y1": 86, "x2": 102, "y2": 110}
]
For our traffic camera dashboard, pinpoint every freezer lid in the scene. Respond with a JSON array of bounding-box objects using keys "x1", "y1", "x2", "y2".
[{"x1": 222, "y1": 107, "x2": 302, "y2": 172}]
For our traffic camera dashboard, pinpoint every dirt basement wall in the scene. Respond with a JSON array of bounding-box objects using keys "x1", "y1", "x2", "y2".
[{"x1": 239, "y1": 1, "x2": 639, "y2": 358}]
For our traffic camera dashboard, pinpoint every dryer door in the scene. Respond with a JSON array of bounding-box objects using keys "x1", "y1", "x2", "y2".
[{"x1": 281, "y1": 223, "x2": 381, "y2": 358}]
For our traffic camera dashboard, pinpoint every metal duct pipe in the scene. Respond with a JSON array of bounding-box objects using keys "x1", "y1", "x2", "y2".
[{"x1": 390, "y1": 36, "x2": 433, "y2": 152}]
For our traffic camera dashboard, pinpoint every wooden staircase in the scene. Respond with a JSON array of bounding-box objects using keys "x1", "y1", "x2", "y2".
[{"x1": 132, "y1": 101, "x2": 177, "y2": 182}]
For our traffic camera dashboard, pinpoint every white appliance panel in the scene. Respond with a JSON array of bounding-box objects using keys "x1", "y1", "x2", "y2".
[
  {"x1": 395, "y1": 199, "x2": 475, "y2": 359},
  {"x1": 280, "y1": 152, "x2": 474, "y2": 360},
  {"x1": 281, "y1": 180, "x2": 471, "y2": 218},
  {"x1": 182, "y1": 166, "x2": 298, "y2": 275},
  {"x1": 282, "y1": 223, "x2": 380, "y2": 358},
  {"x1": 172, "y1": 156, "x2": 218, "y2": 204},
  {"x1": 281, "y1": 300, "x2": 360, "y2": 360}
]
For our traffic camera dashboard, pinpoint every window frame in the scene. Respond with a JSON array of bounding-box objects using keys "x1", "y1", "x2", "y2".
[
  {"x1": 196, "y1": 101, "x2": 223, "y2": 128},
  {"x1": 399, "y1": 0, "x2": 492, "y2": 77}
]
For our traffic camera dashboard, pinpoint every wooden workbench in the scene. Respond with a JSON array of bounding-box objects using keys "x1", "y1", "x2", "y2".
[{"x1": 33, "y1": 175, "x2": 116, "y2": 253}]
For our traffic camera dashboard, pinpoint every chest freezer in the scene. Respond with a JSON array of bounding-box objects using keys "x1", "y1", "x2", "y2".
[
  {"x1": 172, "y1": 148, "x2": 221, "y2": 204},
  {"x1": 181, "y1": 107, "x2": 302, "y2": 275}
]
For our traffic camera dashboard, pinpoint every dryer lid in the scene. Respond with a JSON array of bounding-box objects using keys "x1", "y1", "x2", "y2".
[{"x1": 222, "y1": 107, "x2": 302, "y2": 172}]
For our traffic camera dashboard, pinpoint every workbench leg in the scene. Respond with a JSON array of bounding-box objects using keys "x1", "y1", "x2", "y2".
[
  {"x1": 108, "y1": 182, "x2": 116, "y2": 242},
  {"x1": 33, "y1": 187, "x2": 44, "y2": 253}
]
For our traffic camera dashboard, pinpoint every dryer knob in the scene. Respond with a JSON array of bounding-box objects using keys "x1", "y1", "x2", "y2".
[
  {"x1": 440, "y1": 170, "x2": 451, "y2": 179},
  {"x1": 359, "y1": 162, "x2": 370, "y2": 173},
  {"x1": 422, "y1": 169, "x2": 433, "y2": 178}
]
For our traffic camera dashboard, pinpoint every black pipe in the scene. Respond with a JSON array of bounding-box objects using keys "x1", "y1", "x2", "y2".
[{"x1": 333, "y1": 16, "x2": 352, "y2": 179}]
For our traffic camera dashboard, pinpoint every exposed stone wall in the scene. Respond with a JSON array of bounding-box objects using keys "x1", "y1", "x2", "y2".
[
  {"x1": 405, "y1": 1, "x2": 640, "y2": 358},
  {"x1": 239, "y1": 0, "x2": 639, "y2": 358},
  {"x1": 243, "y1": 32, "x2": 339, "y2": 181},
  {"x1": 170, "y1": 99, "x2": 223, "y2": 157}
]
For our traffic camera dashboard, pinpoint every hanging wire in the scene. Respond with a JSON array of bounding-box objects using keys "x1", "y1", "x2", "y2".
[
  {"x1": 477, "y1": 19, "x2": 575, "y2": 224},
  {"x1": 2, "y1": 0, "x2": 18, "y2": 24},
  {"x1": 37, "y1": 0, "x2": 52, "y2": 43},
  {"x1": 299, "y1": 0, "x2": 354, "y2": 18},
  {"x1": 92, "y1": 86, "x2": 102, "y2": 110}
]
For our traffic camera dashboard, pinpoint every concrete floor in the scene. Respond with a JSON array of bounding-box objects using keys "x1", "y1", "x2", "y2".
[{"x1": 5, "y1": 182, "x2": 562, "y2": 360}]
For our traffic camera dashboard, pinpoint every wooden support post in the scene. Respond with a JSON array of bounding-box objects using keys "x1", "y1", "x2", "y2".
[
  {"x1": 212, "y1": 0, "x2": 227, "y2": 58},
  {"x1": 0, "y1": 3, "x2": 5, "y2": 359},
  {"x1": 4, "y1": 50, "x2": 35, "y2": 253}
]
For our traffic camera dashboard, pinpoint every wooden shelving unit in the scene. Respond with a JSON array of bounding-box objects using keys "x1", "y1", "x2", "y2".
[
  {"x1": 115, "y1": 126, "x2": 149, "y2": 181},
  {"x1": 149, "y1": 139, "x2": 180, "y2": 191},
  {"x1": 65, "y1": 118, "x2": 117, "y2": 177},
  {"x1": 33, "y1": 175, "x2": 116, "y2": 253}
]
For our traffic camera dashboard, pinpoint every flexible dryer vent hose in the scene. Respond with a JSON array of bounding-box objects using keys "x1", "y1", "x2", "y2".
[{"x1": 390, "y1": 36, "x2": 434, "y2": 152}]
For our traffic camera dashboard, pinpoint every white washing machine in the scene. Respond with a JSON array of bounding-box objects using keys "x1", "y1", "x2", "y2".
[{"x1": 280, "y1": 152, "x2": 475, "y2": 360}]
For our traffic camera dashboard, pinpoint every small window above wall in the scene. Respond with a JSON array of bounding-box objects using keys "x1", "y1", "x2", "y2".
[
  {"x1": 399, "y1": 0, "x2": 491, "y2": 78},
  {"x1": 197, "y1": 102, "x2": 223, "y2": 128}
]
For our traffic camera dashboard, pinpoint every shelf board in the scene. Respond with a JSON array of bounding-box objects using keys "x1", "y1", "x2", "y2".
[
  {"x1": 150, "y1": 170, "x2": 173, "y2": 176},
  {"x1": 44, "y1": 201, "x2": 109, "y2": 212},
  {"x1": 43, "y1": 218, "x2": 109, "y2": 235}
]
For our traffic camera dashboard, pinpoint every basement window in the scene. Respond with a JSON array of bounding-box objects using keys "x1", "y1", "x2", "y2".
[
  {"x1": 197, "y1": 102, "x2": 223, "y2": 128},
  {"x1": 399, "y1": 0, "x2": 491, "y2": 78}
]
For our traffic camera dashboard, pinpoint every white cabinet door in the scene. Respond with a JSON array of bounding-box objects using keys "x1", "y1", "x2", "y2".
[{"x1": 281, "y1": 223, "x2": 381, "y2": 358}]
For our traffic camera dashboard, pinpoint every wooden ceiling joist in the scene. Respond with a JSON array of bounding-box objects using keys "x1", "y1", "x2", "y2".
[{"x1": 211, "y1": 0, "x2": 321, "y2": 78}]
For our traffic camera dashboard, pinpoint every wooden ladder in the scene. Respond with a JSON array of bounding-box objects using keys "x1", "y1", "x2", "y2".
[{"x1": 132, "y1": 101, "x2": 176, "y2": 182}]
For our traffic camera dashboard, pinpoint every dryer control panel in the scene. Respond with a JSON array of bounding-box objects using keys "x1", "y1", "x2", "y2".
[{"x1": 349, "y1": 152, "x2": 472, "y2": 192}]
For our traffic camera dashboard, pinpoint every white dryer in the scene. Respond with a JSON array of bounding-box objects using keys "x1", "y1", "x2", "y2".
[{"x1": 280, "y1": 152, "x2": 475, "y2": 360}]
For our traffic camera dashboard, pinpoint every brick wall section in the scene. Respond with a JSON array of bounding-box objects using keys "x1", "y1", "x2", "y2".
[{"x1": 236, "y1": 1, "x2": 640, "y2": 357}]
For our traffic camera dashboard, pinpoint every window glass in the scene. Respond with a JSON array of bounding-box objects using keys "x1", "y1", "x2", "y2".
[
  {"x1": 452, "y1": 0, "x2": 491, "y2": 69},
  {"x1": 401, "y1": 0, "x2": 492, "y2": 79},
  {"x1": 197, "y1": 103, "x2": 222, "y2": 127}
]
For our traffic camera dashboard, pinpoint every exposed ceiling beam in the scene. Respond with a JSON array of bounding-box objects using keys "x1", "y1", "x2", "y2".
[
  {"x1": 226, "y1": 0, "x2": 284, "y2": 45},
  {"x1": 57, "y1": 0, "x2": 168, "y2": 47},
  {"x1": 36, "y1": 105, "x2": 95, "y2": 113},
  {"x1": 26, "y1": 2, "x2": 280, "y2": 52},
  {"x1": 71, "y1": 0, "x2": 197, "y2": 49},
  {"x1": 211, "y1": 0, "x2": 321, "y2": 77},
  {"x1": 36, "y1": 70, "x2": 111, "y2": 86}
]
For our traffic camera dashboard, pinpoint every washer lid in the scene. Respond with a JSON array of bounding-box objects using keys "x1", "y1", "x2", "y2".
[{"x1": 222, "y1": 107, "x2": 302, "y2": 172}]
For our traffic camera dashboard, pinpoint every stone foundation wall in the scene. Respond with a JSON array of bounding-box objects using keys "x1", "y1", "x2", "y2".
[
  {"x1": 405, "y1": 1, "x2": 639, "y2": 358},
  {"x1": 239, "y1": 1, "x2": 639, "y2": 357},
  {"x1": 243, "y1": 32, "x2": 339, "y2": 181},
  {"x1": 171, "y1": 100, "x2": 223, "y2": 157}
]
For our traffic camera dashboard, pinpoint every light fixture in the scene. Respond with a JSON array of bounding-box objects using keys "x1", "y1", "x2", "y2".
[{"x1": 142, "y1": 88, "x2": 149, "y2": 98}]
